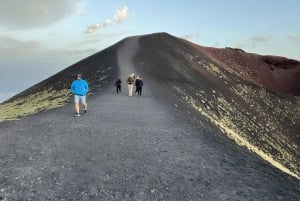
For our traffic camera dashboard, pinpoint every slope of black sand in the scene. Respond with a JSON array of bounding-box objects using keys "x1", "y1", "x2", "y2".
[
  {"x1": 0, "y1": 85, "x2": 299, "y2": 201},
  {"x1": 0, "y1": 35, "x2": 299, "y2": 200}
]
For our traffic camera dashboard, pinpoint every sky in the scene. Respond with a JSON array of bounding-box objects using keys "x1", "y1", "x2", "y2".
[{"x1": 0, "y1": 0, "x2": 300, "y2": 102}]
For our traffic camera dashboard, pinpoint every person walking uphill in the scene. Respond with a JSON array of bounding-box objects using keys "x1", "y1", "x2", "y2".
[
  {"x1": 135, "y1": 76, "x2": 144, "y2": 96},
  {"x1": 127, "y1": 74, "x2": 134, "y2": 96},
  {"x1": 71, "y1": 73, "x2": 89, "y2": 117},
  {"x1": 114, "y1": 77, "x2": 122, "y2": 93}
]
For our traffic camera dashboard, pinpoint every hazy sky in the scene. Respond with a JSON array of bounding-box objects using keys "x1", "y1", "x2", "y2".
[{"x1": 1, "y1": 0, "x2": 300, "y2": 102}]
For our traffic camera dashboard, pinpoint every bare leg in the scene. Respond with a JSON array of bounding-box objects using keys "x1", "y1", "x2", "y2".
[
  {"x1": 83, "y1": 103, "x2": 87, "y2": 111},
  {"x1": 75, "y1": 103, "x2": 80, "y2": 113}
]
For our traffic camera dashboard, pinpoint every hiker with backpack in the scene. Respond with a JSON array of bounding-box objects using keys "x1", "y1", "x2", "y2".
[{"x1": 127, "y1": 74, "x2": 134, "y2": 96}]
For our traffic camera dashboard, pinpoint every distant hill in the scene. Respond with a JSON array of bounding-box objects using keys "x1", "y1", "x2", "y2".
[{"x1": 0, "y1": 32, "x2": 299, "y2": 179}]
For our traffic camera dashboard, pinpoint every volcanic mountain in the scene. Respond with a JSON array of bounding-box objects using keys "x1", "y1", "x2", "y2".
[{"x1": 0, "y1": 32, "x2": 299, "y2": 199}]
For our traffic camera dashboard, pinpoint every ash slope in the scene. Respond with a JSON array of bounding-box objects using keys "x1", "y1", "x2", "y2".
[
  {"x1": 132, "y1": 33, "x2": 300, "y2": 179},
  {"x1": 0, "y1": 32, "x2": 299, "y2": 199},
  {"x1": 1, "y1": 32, "x2": 299, "y2": 178},
  {"x1": 0, "y1": 42, "x2": 119, "y2": 122}
]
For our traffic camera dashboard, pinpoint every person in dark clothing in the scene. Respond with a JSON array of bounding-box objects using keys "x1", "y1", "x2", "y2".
[
  {"x1": 135, "y1": 76, "x2": 143, "y2": 96},
  {"x1": 114, "y1": 77, "x2": 122, "y2": 93},
  {"x1": 135, "y1": 76, "x2": 140, "y2": 94}
]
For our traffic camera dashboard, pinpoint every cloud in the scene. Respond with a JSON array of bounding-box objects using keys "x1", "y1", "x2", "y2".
[
  {"x1": 0, "y1": 35, "x2": 41, "y2": 54},
  {"x1": 86, "y1": 19, "x2": 113, "y2": 34},
  {"x1": 249, "y1": 35, "x2": 270, "y2": 48},
  {"x1": 0, "y1": 0, "x2": 84, "y2": 30},
  {"x1": 86, "y1": 6, "x2": 129, "y2": 34},
  {"x1": 288, "y1": 34, "x2": 300, "y2": 44},
  {"x1": 233, "y1": 35, "x2": 271, "y2": 49},
  {"x1": 113, "y1": 6, "x2": 129, "y2": 23},
  {"x1": 61, "y1": 48, "x2": 98, "y2": 56},
  {"x1": 233, "y1": 41, "x2": 243, "y2": 49},
  {"x1": 182, "y1": 33, "x2": 201, "y2": 40}
]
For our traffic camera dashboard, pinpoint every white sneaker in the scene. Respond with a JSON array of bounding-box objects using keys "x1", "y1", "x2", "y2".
[{"x1": 74, "y1": 113, "x2": 80, "y2": 117}]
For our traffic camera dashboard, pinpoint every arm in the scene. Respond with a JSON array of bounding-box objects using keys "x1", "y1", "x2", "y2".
[
  {"x1": 70, "y1": 82, "x2": 75, "y2": 94},
  {"x1": 85, "y1": 81, "x2": 89, "y2": 93}
]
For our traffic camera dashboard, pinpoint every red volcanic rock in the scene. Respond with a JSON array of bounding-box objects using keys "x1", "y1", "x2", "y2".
[
  {"x1": 262, "y1": 56, "x2": 299, "y2": 69},
  {"x1": 184, "y1": 40, "x2": 300, "y2": 96}
]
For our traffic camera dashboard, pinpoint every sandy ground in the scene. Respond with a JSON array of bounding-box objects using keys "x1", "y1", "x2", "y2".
[{"x1": 0, "y1": 37, "x2": 299, "y2": 201}]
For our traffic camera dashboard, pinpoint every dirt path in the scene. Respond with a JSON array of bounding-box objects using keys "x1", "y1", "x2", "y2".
[{"x1": 0, "y1": 38, "x2": 299, "y2": 200}]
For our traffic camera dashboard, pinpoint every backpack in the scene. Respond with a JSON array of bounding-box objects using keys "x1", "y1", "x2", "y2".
[{"x1": 127, "y1": 77, "x2": 134, "y2": 84}]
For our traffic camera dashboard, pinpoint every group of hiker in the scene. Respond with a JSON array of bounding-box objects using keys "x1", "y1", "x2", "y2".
[
  {"x1": 70, "y1": 73, "x2": 144, "y2": 117},
  {"x1": 115, "y1": 73, "x2": 144, "y2": 96}
]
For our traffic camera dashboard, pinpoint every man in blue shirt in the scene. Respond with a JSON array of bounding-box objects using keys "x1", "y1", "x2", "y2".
[{"x1": 70, "y1": 73, "x2": 89, "y2": 117}]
